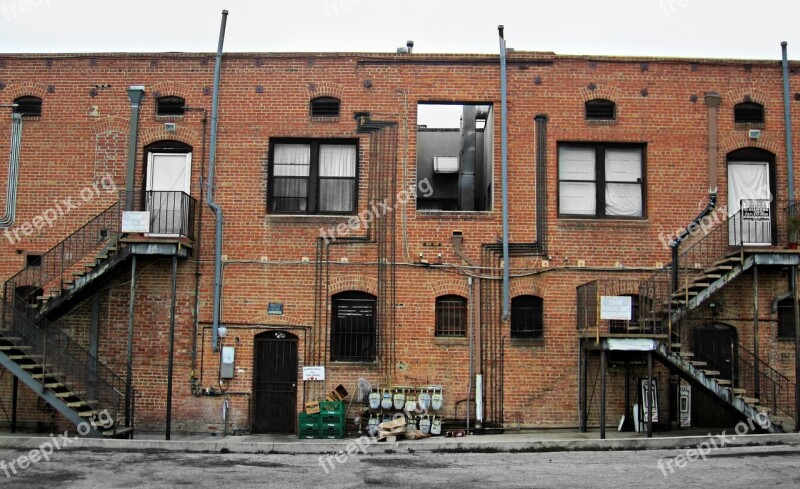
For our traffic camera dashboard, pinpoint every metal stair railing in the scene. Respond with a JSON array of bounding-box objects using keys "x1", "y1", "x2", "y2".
[
  {"x1": 2, "y1": 198, "x2": 123, "y2": 306},
  {"x1": 1, "y1": 294, "x2": 130, "y2": 434}
]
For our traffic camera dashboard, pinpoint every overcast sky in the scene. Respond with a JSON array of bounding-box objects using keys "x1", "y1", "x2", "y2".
[{"x1": 0, "y1": 0, "x2": 798, "y2": 60}]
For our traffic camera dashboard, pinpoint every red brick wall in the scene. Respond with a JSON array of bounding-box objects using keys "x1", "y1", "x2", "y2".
[{"x1": 0, "y1": 51, "x2": 798, "y2": 433}]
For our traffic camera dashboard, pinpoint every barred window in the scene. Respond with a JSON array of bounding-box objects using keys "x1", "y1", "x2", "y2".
[
  {"x1": 156, "y1": 96, "x2": 186, "y2": 116},
  {"x1": 510, "y1": 295, "x2": 544, "y2": 339},
  {"x1": 435, "y1": 295, "x2": 467, "y2": 337},
  {"x1": 585, "y1": 99, "x2": 616, "y2": 120},
  {"x1": 331, "y1": 291, "x2": 376, "y2": 362},
  {"x1": 14, "y1": 96, "x2": 42, "y2": 117},
  {"x1": 310, "y1": 97, "x2": 341, "y2": 117},
  {"x1": 777, "y1": 297, "x2": 796, "y2": 340}
]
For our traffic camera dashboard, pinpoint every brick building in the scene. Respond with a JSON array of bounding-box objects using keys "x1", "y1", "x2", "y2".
[{"x1": 0, "y1": 44, "x2": 798, "y2": 437}]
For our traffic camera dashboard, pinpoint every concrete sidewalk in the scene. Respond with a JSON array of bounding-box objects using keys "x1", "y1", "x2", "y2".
[{"x1": 1, "y1": 428, "x2": 799, "y2": 454}]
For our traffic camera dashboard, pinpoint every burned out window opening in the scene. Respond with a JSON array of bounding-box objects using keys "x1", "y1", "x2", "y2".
[
  {"x1": 156, "y1": 96, "x2": 186, "y2": 117},
  {"x1": 13, "y1": 96, "x2": 42, "y2": 117},
  {"x1": 331, "y1": 291, "x2": 377, "y2": 362},
  {"x1": 416, "y1": 103, "x2": 493, "y2": 212},
  {"x1": 510, "y1": 295, "x2": 544, "y2": 340}
]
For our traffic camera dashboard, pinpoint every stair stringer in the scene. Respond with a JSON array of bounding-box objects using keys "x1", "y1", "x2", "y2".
[
  {"x1": 654, "y1": 341, "x2": 781, "y2": 433},
  {"x1": 0, "y1": 350, "x2": 103, "y2": 438},
  {"x1": 670, "y1": 255, "x2": 754, "y2": 325}
]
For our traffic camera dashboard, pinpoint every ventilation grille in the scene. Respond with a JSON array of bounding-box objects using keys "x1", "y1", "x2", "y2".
[
  {"x1": 585, "y1": 99, "x2": 615, "y2": 120},
  {"x1": 734, "y1": 102, "x2": 764, "y2": 124},
  {"x1": 156, "y1": 96, "x2": 186, "y2": 116},
  {"x1": 14, "y1": 96, "x2": 42, "y2": 117},
  {"x1": 310, "y1": 97, "x2": 341, "y2": 117}
]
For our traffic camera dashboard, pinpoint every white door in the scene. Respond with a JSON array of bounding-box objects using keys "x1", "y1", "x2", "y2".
[
  {"x1": 728, "y1": 162, "x2": 771, "y2": 246},
  {"x1": 146, "y1": 152, "x2": 192, "y2": 236}
]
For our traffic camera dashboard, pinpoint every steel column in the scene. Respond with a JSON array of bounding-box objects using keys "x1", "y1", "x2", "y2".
[
  {"x1": 125, "y1": 255, "x2": 137, "y2": 427},
  {"x1": 647, "y1": 351, "x2": 654, "y2": 438},
  {"x1": 753, "y1": 266, "x2": 760, "y2": 399},
  {"x1": 11, "y1": 376, "x2": 17, "y2": 433},
  {"x1": 793, "y1": 265, "x2": 800, "y2": 432},
  {"x1": 600, "y1": 350, "x2": 606, "y2": 440},
  {"x1": 166, "y1": 256, "x2": 178, "y2": 440}
]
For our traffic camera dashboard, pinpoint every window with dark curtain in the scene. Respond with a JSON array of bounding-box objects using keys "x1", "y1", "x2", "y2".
[
  {"x1": 777, "y1": 297, "x2": 796, "y2": 340},
  {"x1": 331, "y1": 291, "x2": 376, "y2": 362}
]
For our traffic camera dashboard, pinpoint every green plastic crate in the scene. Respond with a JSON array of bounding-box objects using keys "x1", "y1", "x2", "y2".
[
  {"x1": 299, "y1": 426, "x2": 320, "y2": 439},
  {"x1": 319, "y1": 401, "x2": 344, "y2": 415},
  {"x1": 320, "y1": 426, "x2": 345, "y2": 439},
  {"x1": 298, "y1": 412, "x2": 320, "y2": 430}
]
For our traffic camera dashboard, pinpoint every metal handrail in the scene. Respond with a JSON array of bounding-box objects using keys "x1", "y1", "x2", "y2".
[{"x1": 3, "y1": 294, "x2": 131, "y2": 429}]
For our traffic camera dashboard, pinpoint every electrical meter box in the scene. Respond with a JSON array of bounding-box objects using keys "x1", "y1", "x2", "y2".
[{"x1": 220, "y1": 346, "x2": 235, "y2": 379}]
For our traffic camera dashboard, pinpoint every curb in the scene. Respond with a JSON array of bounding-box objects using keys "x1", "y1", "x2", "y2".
[{"x1": 1, "y1": 433, "x2": 799, "y2": 455}]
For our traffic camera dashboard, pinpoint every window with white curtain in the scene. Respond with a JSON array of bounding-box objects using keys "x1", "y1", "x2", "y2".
[
  {"x1": 558, "y1": 144, "x2": 645, "y2": 218},
  {"x1": 269, "y1": 139, "x2": 358, "y2": 214}
]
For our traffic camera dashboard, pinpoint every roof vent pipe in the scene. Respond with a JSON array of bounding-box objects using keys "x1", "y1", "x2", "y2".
[
  {"x1": 782, "y1": 42, "x2": 795, "y2": 204},
  {"x1": 498, "y1": 25, "x2": 510, "y2": 321},
  {"x1": 209, "y1": 10, "x2": 229, "y2": 352},
  {"x1": 406, "y1": 40, "x2": 414, "y2": 54}
]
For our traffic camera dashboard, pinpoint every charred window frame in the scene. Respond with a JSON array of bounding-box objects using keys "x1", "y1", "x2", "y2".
[
  {"x1": 13, "y1": 96, "x2": 42, "y2": 117},
  {"x1": 510, "y1": 295, "x2": 544, "y2": 340},
  {"x1": 310, "y1": 97, "x2": 341, "y2": 117},
  {"x1": 734, "y1": 102, "x2": 765, "y2": 124},
  {"x1": 156, "y1": 96, "x2": 186, "y2": 117},
  {"x1": 435, "y1": 295, "x2": 467, "y2": 337},
  {"x1": 558, "y1": 143, "x2": 646, "y2": 219},
  {"x1": 267, "y1": 138, "x2": 359, "y2": 215},
  {"x1": 585, "y1": 99, "x2": 616, "y2": 121},
  {"x1": 331, "y1": 291, "x2": 377, "y2": 362}
]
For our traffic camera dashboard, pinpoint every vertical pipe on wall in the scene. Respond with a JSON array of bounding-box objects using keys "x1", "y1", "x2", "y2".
[
  {"x1": 166, "y1": 255, "x2": 178, "y2": 440},
  {"x1": 753, "y1": 266, "x2": 760, "y2": 399},
  {"x1": 782, "y1": 42, "x2": 795, "y2": 203},
  {"x1": 0, "y1": 113, "x2": 22, "y2": 228},
  {"x1": 125, "y1": 87, "x2": 145, "y2": 211},
  {"x1": 11, "y1": 376, "x2": 17, "y2": 433},
  {"x1": 600, "y1": 349, "x2": 606, "y2": 440},
  {"x1": 498, "y1": 25, "x2": 510, "y2": 320},
  {"x1": 208, "y1": 10, "x2": 229, "y2": 352}
]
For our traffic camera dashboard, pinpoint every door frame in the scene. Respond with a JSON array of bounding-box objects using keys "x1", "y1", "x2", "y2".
[
  {"x1": 252, "y1": 330, "x2": 299, "y2": 434},
  {"x1": 143, "y1": 140, "x2": 193, "y2": 237},
  {"x1": 726, "y1": 148, "x2": 776, "y2": 246}
]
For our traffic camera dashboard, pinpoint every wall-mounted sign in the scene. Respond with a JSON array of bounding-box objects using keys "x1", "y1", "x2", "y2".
[
  {"x1": 741, "y1": 199, "x2": 770, "y2": 221},
  {"x1": 303, "y1": 366, "x2": 325, "y2": 381},
  {"x1": 600, "y1": 296, "x2": 632, "y2": 321},
  {"x1": 121, "y1": 211, "x2": 150, "y2": 233},
  {"x1": 268, "y1": 303, "x2": 284, "y2": 315}
]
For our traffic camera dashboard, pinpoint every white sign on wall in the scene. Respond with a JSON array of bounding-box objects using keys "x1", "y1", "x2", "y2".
[
  {"x1": 600, "y1": 296, "x2": 632, "y2": 321},
  {"x1": 303, "y1": 366, "x2": 325, "y2": 381},
  {"x1": 121, "y1": 211, "x2": 151, "y2": 233}
]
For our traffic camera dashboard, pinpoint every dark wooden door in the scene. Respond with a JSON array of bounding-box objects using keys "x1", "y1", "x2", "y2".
[
  {"x1": 693, "y1": 323, "x2": 737, "y2": 381},
  {"x1": 253, "y1": 331, "x2": 298, "y2": 434}
]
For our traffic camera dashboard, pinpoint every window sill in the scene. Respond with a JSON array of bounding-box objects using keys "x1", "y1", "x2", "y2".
[
  {"x1": 557, "y1": 218, "x2": 650, "y2": 230},
  {"x1": 586, "y1": 119, "x2": 617, "y2": 126},
  {"x1": 417, "y1": 211, "x2": 493, "y2": 220},
  {"x1": 734, "y1": 123, "x2": 765, "y2": 130},
  {"x1": 310, "y1": 116, "x2": 340, "y2": 123},
  {"x1": 265, "y1": 214, "x2": 357, "y2": 224},
  {"x1": 509, "y1": 338, "x2": 545, "y2": 348},
  {"x1": 329, "y1": 360, "x2": 380, "y2": 367},
  {"x1": 433, "y1": 336, "x2": 468, "y2": 346}
]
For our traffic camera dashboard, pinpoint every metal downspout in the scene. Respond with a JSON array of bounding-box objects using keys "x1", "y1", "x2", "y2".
[
  {"x1": 783, "y1": 42, "x2": 795, "y2": 203},
  {"x1": 498, "y1": 26, "x2": 510, "y2": 320},
  {"x1": 0, "y1": 113, "x2": 22, "y2": 228},
  {"x1": 125, "y1": 87, "x2": 145, "y2": 211},
  {"x1": 208, "y1": 10, "x2": 228, "y2": 352}
]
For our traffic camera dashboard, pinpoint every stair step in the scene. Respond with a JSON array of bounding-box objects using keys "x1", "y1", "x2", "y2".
[
  {"x1": 78, "y1": 410, "x2": 99, "y2": 418},
  {"x1": 705, "y1": 265, "x2": 733, "y2": 273},
  {"x1": 739, "y1": 397, "x2": 759, "y2": 404},
  {"x1": 31, "y1": 372, "x2": 63, "y2": 379},
  {"x1": 67, "y1": 400, "x2": 97, "y2": 408},
  {"x1": 103, "y1": 427, "x2": 133, "y2": 438},
  {"x1": 20, "y1": 363, "x2": 43, "y2": 370},
  {"x1": 703, "y1": 370, "x2": 721, "y2": 377},
  {"x1": 72, "y1": 271, "x2": 86, "y2": 278},
  {"x1": 703, "y1": 274, "x2": 722, "y2": 280},
  {"x1": 0, "y1": 345, "x2": 31, "y2": 351},
  {"x1": 8, "y1": 354, "x2": 41, "y2": 361},
  {"x1": 757, "y1": 407, "x2": 772, "y2": 414},
  {"x1": 679, "y1": 352, "x2": 694, "y2": 358},
  {"x1": 688, "y1": 282, "x2": 711, "y2": 289},
  {"x1": 55, "y1": 391, "x2": 79, "y2": 399},
  {"x1": 689, "y1": 361, "x2": 707, "y2": 367},
  {"x1": 732, "y1": 388, "x2": 747, "y2": 395},
  {"x1": 44, "y1": 382, "x2": 65, "y2": 389},
  {"x1": 716, "y1": 379, "x2": 732, "y2": 385}
]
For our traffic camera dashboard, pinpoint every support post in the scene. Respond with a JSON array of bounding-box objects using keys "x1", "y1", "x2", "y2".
[
  {"x1": 600, "y1": 349, "x2": 606, "y2": 440},
  {"x1": 580, "y1": 342, "x2": 588, "y2": 433},
  {"x1": 647, "y1": 350, "x2": 654, "y2": 438},
  {"x1": 88, "y1": 293, "x2": 100, "y2": 404},
  {"x1": 753, "y1": 265, "x2": 760, "y2": 399},
  {"x1": 166, "y1": 255, "x2": 178, "y2": 440},
  {"x1": 624, "y1": 359, "x2": 631, "y2": 423},
  {"x1": 793, "y1": 265, "x2": 800, "y2": 432},
  {"x1": 11, "y1": 376, "x2": 18, "y2": 433},
  {"x1": 125, "y1": 255, "x2": 137, "y2": 428}
]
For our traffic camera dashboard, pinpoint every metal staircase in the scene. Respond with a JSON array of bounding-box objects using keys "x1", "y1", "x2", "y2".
[{"x1": 637, "y1": 206, "x2": 796, "y2": 433}]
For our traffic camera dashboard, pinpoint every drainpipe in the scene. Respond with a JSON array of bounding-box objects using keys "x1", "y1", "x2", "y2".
[
  {"x1": 125, "y1": 86, "x2": 145, "y2": 211},
  {"x1": 705, "y1": 93, "x2": 722, "y2": 195},
  {"x1": 498, "y1": 25, "x2": 510, "y2": 321},
  {"x1": 783, "y1": 42, "x2": 795, "y2": 204},
  {"x1": 0, "y1": 112, "x2": 22, "y2": 228},
  {"x1": 208, "y1": 10, "x2": 229, "y2": 352}
]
